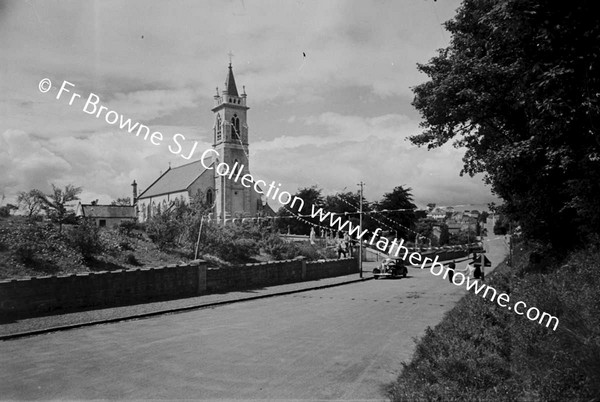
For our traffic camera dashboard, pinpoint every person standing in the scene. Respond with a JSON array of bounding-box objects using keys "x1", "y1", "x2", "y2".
[
  {"x1": 447, "y1": 260, "x2": 456, "y2": 283},
  {"x1": 343, "y1": 232, "x2": 352, "y2": 256},
  {"x1": 337, "y1": 236, "x2": 348, "y2": 259}
]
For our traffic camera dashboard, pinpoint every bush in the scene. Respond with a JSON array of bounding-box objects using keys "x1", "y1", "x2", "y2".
[
  {"x1": 125, "y1": 253, "x2": 141, "y2": 266},
  {"x1": 0, "y1": 222, "x2": 81, "y2": 271},
  {"x1": 261, "y1": 234, "x2": 300, "y2": 260},
  {"x1": 388, "y1": 243, "x2": 600, "y2": 401},
  {"x1": 146, "y1": 212, "x2": 181, "y2": 250},
  {"x1": 15, "y1": 243, "x2": 36, "y2": 265},
  {"x1": 197, "y1": 223, "x2": 260, "y2": 263},
  {"x1": 119, "y1": 240, "x2": 134, "y2": 251},
  {"x1": 66, "y1": 219, "x2": 104, "y2": 260},
  {"x1": 118, "y1": 220, "x2": 141, "y2": 236}
]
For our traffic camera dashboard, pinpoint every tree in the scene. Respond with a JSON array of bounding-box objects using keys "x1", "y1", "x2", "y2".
[
  {"x1": 323, "y1": 191, "x2": 376, "y2": 236},
  {"x1": 375, "y1": 186, "x2": 417, "y2": 239},
  {"x1": 414, "y1": 218, "x2": 439, "y2": 246},
  {"x1": 426, "y1": 203, "x2": 436, "y2": 212},
  {"x1": 410, "y1": 0, "x2": 600, "y2": 248},
  {"x1": 17, "y1": 190, "x2": 44, "y2": 218},
  {"x1": 276, "y1": 186, "x2": 324, "y2": 235},
  {"x1": 439, "y1": 224, "x2": 450, "y2": 246},
  {"x1": 479, "y1": 211, "x2": 490, "y2": 223},
  {"x1": 494, "y1": 214, "x2": 511, "y2": 236},
  {"x1": 111, "y1": 197, "x2": 131, "y2": 206},
  {"x1": 0, "y1": 204, "x2": 18, "y2": 217},
  {"x1": 36, "y1": 184, "x2": 82, "y2": 232}
]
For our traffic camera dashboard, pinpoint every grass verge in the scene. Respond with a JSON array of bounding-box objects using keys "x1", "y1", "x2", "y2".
[{"x1": 387, "y1": 242, "x2": 600, "y2": 401}]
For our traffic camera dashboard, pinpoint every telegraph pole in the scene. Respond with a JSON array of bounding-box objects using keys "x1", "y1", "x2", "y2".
[{"x1": 358, "y1": 181, "x2": 364, "y2": 278}]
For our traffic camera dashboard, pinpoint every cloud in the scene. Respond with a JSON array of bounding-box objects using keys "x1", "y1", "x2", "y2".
[
  {"x1": 1, "y1": 0, "x2": 495, "y2": 209},
  {"x1": 250, "y1": 112, "x2": 496, "y2": 206},
  {"x1": 0, "y1": 130, "x2": 72, "y2": 195}
]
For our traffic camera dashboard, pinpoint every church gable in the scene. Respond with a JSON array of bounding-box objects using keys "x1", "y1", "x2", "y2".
[{"x1": 188, "y1": 166, "x2": 215, "y2": 205}]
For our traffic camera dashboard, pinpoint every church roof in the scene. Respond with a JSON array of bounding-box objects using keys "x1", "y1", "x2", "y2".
[
  {"x1": 137, "y1": 160, "x2": 208, "y2": 199},
  {"x1": 225, "y1": 63, "x2": 239, "y2": 96}
]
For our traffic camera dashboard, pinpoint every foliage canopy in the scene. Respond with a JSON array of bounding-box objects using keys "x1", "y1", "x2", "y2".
[{"x1": 411, "y1": 0, "x2": 600, "y2": 247}]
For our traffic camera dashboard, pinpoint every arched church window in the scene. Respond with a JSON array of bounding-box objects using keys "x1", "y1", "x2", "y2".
[
  {"x1": 231, "y1": 114, "x2": 240, "y2": 139},
  {"x1": 206, "y1": 189, "x2": 213, "y2": 205}
]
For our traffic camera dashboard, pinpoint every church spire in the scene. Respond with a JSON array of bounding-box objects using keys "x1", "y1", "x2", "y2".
[{"x1": 224, "y1": 63, "x2": 239, "y2": 97}]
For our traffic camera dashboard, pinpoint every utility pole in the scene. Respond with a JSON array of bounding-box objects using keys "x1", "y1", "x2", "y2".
[
  {"x1": 358, "y1": 181, "x2": 364, "y2": 278},
  {"x1": 194, "y1": 215, "x2": 204, "y2": 260}
]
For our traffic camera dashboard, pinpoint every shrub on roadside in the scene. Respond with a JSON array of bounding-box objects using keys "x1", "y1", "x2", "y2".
[
  {"x1": 0, "y1": 221, "x2": 82, "y2": 271},
  {"x1": 66, "y1": 218, "x2": 104, "y2": 261},
  {"x1": 388, "y1": 243, "x2": 600, "y2": 401},
  {"x1": 119, "y1": 240, "x2": 134, "y2": 251},
  {"x1": 118, "y1": 220, "x2": 141, "y2": 236},
  {"x1": 198, "y1": 223, "x2": 260, "y2": 263},
  {"x1": 125, "y1": 253, "x2": 141, "y2": 266},
  {"x1": 146, "y1": 212, "x2": 181, "y2": 250}
]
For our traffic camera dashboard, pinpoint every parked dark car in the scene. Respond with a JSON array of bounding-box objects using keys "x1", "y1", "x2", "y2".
[{"x1": 373, "y1": 257, "x2": 408, "y2": 279}]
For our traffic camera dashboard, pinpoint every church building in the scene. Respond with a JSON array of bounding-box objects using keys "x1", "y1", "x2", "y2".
[{"x1": 135, "y1": 63, "x2": 274, "y2": 222}]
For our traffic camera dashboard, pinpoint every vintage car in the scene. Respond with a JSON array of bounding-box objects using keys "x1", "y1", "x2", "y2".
[{"x1": 372, "y1": 257, "x2": 408, "y2": 279}]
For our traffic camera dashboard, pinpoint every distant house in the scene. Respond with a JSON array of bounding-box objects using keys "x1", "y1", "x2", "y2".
[
  {"x1": 427, "y1": 207, "x2": 447, "y2": 220},
  {"x1": 76, "y1": 203, "x2": 136, "y2": 228},
  {"x1": 447, "y1": 222, "x2": 462, "y2": 235},
  {"x1": 451, "y1": 211, "x2": 464, "y2": 221}
]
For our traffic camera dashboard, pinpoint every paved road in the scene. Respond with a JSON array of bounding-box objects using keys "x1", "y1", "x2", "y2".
[{"x1": 0, "y1": 229, "x2": 507, "y2": 400}]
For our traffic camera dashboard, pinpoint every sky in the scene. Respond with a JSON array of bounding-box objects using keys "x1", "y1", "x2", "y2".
[{"x1": 0, "y1": 0, "x2": 498, "y2": 210}]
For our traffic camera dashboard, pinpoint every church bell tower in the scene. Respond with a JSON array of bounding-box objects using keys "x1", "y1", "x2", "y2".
[{"x1": 211, "y1": 62, "x2": 251, "y2": 221}]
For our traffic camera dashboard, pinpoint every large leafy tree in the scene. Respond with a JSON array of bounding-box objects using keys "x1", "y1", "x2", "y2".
[
  {"x1": 323, "y1": 191, "x2": 377, "y2": 235},
  {"x1": 276, "y1": 186, "x2": 324, "y2": 235},
  {"x1": 374, "y1": 186, "x2": 417, "y2": 239},
  {"x1": 411, "y1": 0, "x2": 600, "y2": 248}
]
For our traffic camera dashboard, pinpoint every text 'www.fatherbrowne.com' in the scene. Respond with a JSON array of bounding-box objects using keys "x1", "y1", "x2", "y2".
[{"x1": 308, "y1": 204, "x2": 559, "y2": 331}]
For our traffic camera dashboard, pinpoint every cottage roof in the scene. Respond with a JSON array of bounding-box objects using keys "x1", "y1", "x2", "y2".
[{"x1": 80, "y1": 205, "x2": 136, "y2": 219}]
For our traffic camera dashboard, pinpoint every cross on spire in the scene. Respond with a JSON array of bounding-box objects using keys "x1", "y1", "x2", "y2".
[{"x1": 228, "y1": 51, "x2": 234, "y2": 66}]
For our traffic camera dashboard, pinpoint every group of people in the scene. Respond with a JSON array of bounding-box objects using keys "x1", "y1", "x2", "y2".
[
  {"x1": 446, "y1": 253, "x2": 488, "y2": 283},
  {"x1": 308, "y1": 227, "x2": 354, "y2": 259},
  {"x1": 336, "y1": 232, "x2": 353, "y2": 259}
]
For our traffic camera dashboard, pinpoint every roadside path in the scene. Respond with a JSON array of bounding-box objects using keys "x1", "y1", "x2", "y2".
[{"x1": 0, "y1": 262, "x2": 379, "y2": 340}]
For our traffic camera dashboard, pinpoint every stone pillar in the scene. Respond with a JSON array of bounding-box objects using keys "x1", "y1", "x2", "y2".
[{"x1": 191, "y1": 260, "x2": 208, "y2": 294}]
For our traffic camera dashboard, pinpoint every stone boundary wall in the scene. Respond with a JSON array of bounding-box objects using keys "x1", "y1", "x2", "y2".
[
  {"x1": 0, "y1": 257, "x2": 357, "y2": 318},
  {"x1": 0, "y1": 262, "x2": 205, "y2": 318},
  {"x1": 205, "y1": 257, "x2": 356, "y2": 292}
]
